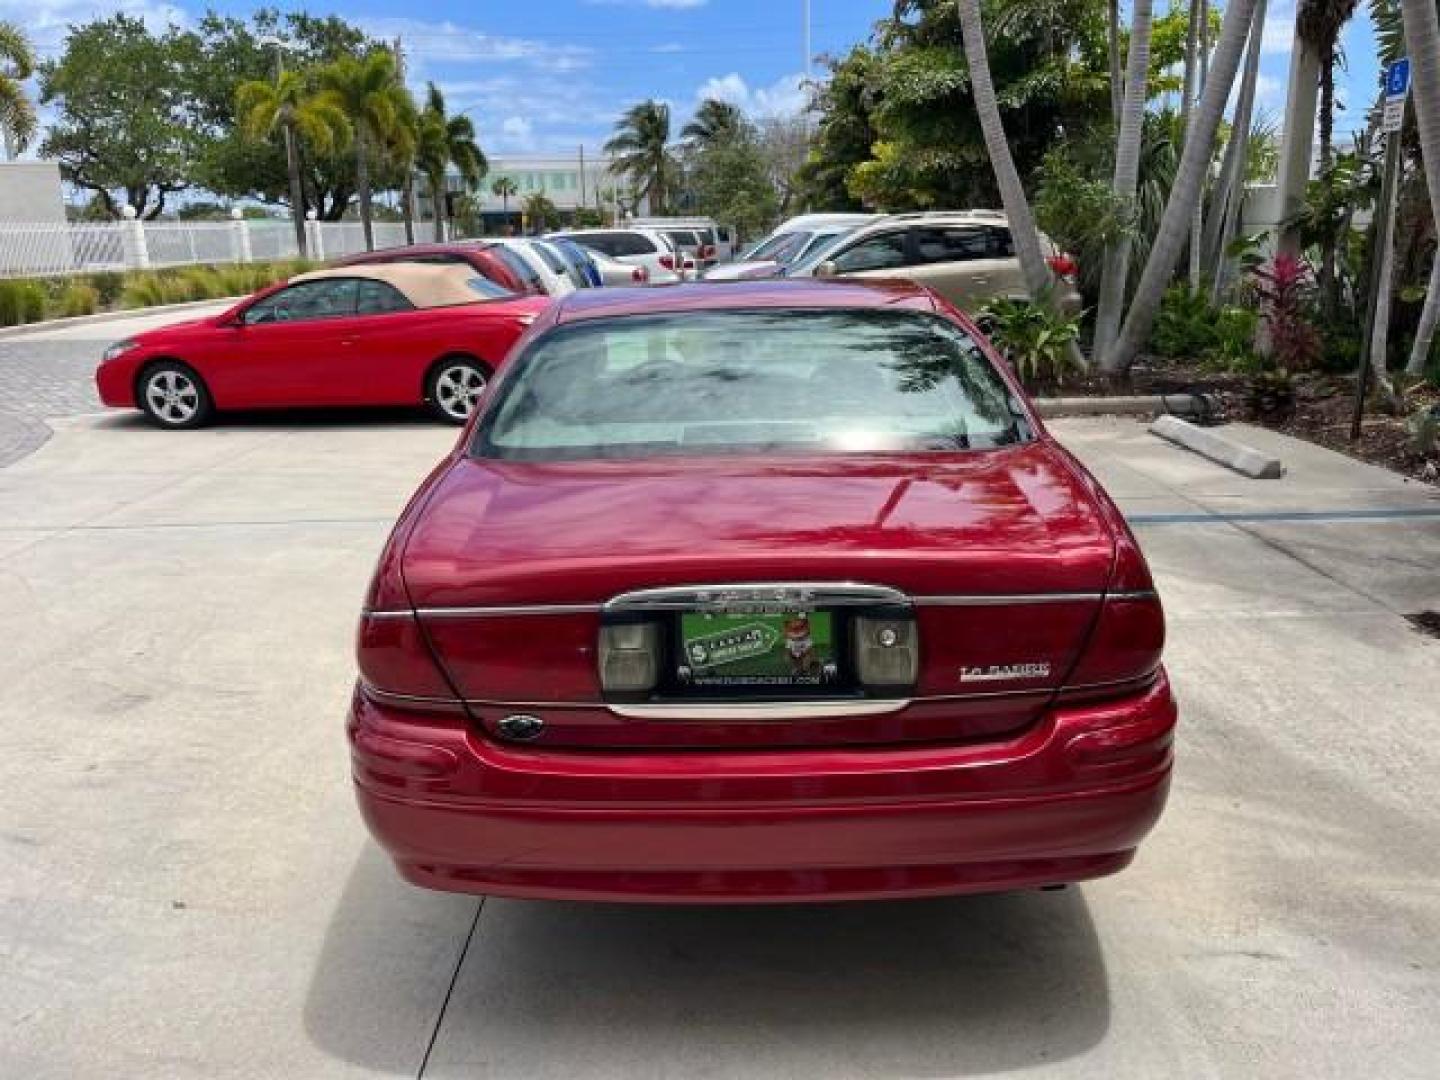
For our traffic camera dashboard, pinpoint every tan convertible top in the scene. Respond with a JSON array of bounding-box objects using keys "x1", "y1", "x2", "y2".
[{"x1": 291, "y1": 263, "x2": 493, "y2": 308}]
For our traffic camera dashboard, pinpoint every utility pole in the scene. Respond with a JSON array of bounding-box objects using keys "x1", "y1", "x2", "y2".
[
  {"x1": 395, "y1": 36, "x2": 419, "y2": 244},
  {"x1": 579, "y1": 144, "x2": 586, "y2": 219}
]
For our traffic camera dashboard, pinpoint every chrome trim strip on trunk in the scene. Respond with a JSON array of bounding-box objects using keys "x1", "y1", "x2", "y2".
[
  {"x1": 912, "y1": 592, "x2": 1101, "y2": 606},
  {"x1": 366, "y1": 588, "x2": 1157, "y2": 620},
  {"x1": 605, "y1": 582, "x2": 909, "y2": 612},
  {"x1": 605, "y1": 699, "x2": 910, "y2": 720}
]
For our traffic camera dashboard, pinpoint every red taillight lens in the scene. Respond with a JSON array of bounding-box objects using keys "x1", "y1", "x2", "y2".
[
  {"x1": 1046, "y1": 254, "x2": 1078, "y2": 280},
  {"x1": 632, "y1": 266, "x2": 647, "y2": 284},
  {"x1": 659, "y1": 254, "x2": 675, "y2": 270},
  {"x1": 1065, "y1": 528, "x2": 1164, "y2": 691},
  {"x1": 357, "y1": 613, "x2": 458, "y2": 702},
  {"x1": 700, "y1": 244, "x2": 715, "y2": 259}
]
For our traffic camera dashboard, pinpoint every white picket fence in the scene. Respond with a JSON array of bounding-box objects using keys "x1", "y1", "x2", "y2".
[{"x1": 0, "y1": 219, "x2": 412, "y2": 278}]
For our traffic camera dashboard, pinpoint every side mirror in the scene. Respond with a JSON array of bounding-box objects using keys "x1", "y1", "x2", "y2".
[{"x1": 815, "y1": 260, "x2": 839, "y2": 279}]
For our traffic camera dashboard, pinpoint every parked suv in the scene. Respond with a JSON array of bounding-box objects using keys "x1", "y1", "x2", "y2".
[
  {"x1": 787, "y1": 211, "x2": 1081, "y2": 315},
  {"x1": 551, "y1": 228, "x2": 692, "y2": 283}
]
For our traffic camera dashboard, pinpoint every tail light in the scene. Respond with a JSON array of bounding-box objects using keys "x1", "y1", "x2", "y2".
[
  {"x1": 659, "y1": 254, "x2": 675, "y2": 270},
  {"x1": 599, "y1": 621, "x2": 660, "y2": 692},
  {"x1": 1063, "y1": 528, "x2": 1165, "y2": 693},
  {"x1": 852, "y1": 614, "x2": 919, "y2": 689},
  {"x1": 357, "y1": 517, "x2": 461, "y2": 707},
  {"x1": 1046, "y1": 254, "x2": 1079, "y2": 281},
  {"x1": 699, "y1": 244, "x2": 715, "y2": 260},
  {"x1": 632, "y1": 266, "x2": 648, "y2": 284}
]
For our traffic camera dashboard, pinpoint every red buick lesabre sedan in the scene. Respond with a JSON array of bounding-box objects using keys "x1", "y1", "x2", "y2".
[
  {"x1": 96, "y1": 264, "x2": 548, "y2": 427},
  {"x1": 350, "y1": 279, "x2": 1175, "y2": 903}
]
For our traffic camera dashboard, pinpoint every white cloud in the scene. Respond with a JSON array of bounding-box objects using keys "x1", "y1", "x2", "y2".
[
  {"x1": 5, "y1": 0, "x2": 189, "y2": 55},
  {"x1": 694, "y1": 72, "x2": 809, "y2": 119},
  {"x1": 358, "y1": 17, "x2": 592, "y2": 73}
]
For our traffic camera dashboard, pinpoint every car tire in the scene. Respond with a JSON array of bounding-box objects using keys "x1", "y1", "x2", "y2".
[
  {"x1": 137, "y1": 361, "x2": 214, "y2": 429},
  {"x1": 426, "y1": 357, "x2": 492, "y2": 425}
]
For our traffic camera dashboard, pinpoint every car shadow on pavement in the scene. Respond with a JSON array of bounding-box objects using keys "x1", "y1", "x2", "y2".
[
  {"x1": 305, "y1": 847, "x2": 1111, "y2": 1076},
  {"x1": 92, "y1": 406, "x2": 440, "y2": 431}
]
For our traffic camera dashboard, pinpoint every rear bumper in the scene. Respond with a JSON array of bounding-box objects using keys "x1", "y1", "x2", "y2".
[{"x1": 350, "y1": 672, "x2": 1175, "y2": 903}]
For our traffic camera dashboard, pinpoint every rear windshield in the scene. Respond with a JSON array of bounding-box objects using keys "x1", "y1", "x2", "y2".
[
  {"x1": 473, "y1": 309, "x2": 1031, "y2": 462},
  {"x1": 493, "y1": 247, "x2": 544, "y2": 292}
]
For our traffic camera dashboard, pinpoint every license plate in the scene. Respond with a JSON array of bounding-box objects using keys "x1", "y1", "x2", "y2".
[{"x1": 678, "y1": 610, "x2": 838, "y2": 689}]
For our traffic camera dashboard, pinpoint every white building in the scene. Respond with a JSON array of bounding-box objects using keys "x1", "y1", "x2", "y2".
[{"x1": 422, "y1": 153, "x2": 648, "y2": 231}]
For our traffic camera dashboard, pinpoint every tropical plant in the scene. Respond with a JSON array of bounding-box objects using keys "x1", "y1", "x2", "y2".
[
  {"x1": 1248, "y1": 368, "x2": 1298, "y2": 419},
  {"x1": 492, "y1": 176, "x2": 518, "y2": 232},
  {"x1": 316, "y1": 49, "x2": 411, "y2": 250},
  {"x1": 1251, "y1": 255, "x2": 1324, "y2": 371},
  {"x1": 978, "y1": 297, "x2": 1084, "y2": 387},
  {"x1": 681, "y1": 98, "x2": 744, "y2": 150},
  {"x1": 417, "y1": 83, "x2": 487, "y2": 242},
  {"x1": 1151, "y1": 284, "x2": 1221, "y2": 358},
  {"x1": 236, "y1": 69, "x2": 350, "y2": 256},
  {"x1": 522, "y1": 192, "x2": 559, "y2": 233},
  {"x1": 605, "y1": 100, "x2": 676, "y2": 214},
  {"x1": 0, "y1": 21, "x2": 36, "y2": 159}
]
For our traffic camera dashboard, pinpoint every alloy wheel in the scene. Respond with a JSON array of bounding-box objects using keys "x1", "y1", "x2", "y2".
[
  {"x1": 433, "y1": 364, "x2": 488, "y2": 422},
  {"x1": 144, "y1": 370, "x2": 201, "y2": 425}
]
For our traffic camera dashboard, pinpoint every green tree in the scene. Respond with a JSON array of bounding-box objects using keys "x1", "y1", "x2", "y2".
[
  {"x1": 236, "y1": 68, "x2": 350, "y2": 255},
  {"x1": 418, "y1": 83, "x2": 488, "y2": 242},
  {"x1": 38, "y1": 15, "x2": 202, "y2": 217},
  {"x1": 185, "y1": 12, "x2": 382, "y2": 221},
  {"x1": 796, "y1": 46, "x2": 880, "y2": 210},
  {"x1": 522, "y1": 192, "x2": 559, "y2": 233},
  {"x1": 492, "y1": 175, "x2": 519, "y2": 232},
  {"x1": 605, "y1": 100, "x2": 676, "y2": 214},
  {"x1": 681, "y1": 99, "x2": 744, "y2": 150},
  {"x1": 0, "y1": 21, "x2": 36, "y2": 159},
  {"x1": 317, "y1": 49, "x2": 411, "y2": 249}
]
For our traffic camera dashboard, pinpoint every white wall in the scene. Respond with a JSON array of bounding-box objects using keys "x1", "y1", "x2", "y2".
[{"x1": 0, "y1": 162, "x2": 66, "y2": 225}]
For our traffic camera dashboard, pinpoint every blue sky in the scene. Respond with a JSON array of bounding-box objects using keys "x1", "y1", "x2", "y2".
[{"x1": 6, "y1": 0, "x2": 1389, "y2": 158}]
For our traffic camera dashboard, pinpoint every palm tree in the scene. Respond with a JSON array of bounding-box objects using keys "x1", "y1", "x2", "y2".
[
  {"x1": 1108, "y1": 0, "x2": 1262, "y2": 373},
  {"x1": 605, "y1": 100, "x2": 676, "y2": 214},
  {"x1": 1093, "y1": 0, "x2": 1155, "y2": 367},
  {"x1": 317, "y1": 50, "x2": 411, "y2": 251},
  {"x1": 956, "y1": 0, "x2": 1083, "y2": 371},
  {"x1": 1107, "y1": 0, "x2": 1123, "y2": 126},
  {"x1": 385, "y1": 91, "x2": 420, "y2": 245},
  {"x1": 0, "y1": 21, "x2": 36, "y2": 160},
  {"x1": 1204, "y1": 0, "x2": 1269, "y2": 301},
  {"x1": 682, "y1": 99, "x2": 744, "y2": 149},
  {"x1": 492, "y1": 176, "x2": 518, "y2": 234},
  {"x1": 418, "y1": 83, "x2": 488, "y2": 243},
  {"x1": 1299, "y1": 0, "x2": 1363, "y2": 312},
  {"x1": 1401, "y1": 0, "x2": 1440, "y2": 358},
  {"x1": 236, "y1": 69, "x2": 350, "y2": 258},
  {"x1": 522, "y1": 192, "x2": 558, "y2": 234}
]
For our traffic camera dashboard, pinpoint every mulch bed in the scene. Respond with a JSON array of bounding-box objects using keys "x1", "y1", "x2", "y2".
[{"x1": 1038, "y1": 361, "x2": 1440, "y2": 487}]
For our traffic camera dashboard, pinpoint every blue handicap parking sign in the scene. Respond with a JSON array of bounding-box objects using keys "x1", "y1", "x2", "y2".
[{"x1": 1387, "y1": 58, "x2": 1411, "y2": 98}]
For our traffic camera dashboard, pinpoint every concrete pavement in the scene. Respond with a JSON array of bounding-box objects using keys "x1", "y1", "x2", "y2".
[{"x1": 1, "y1": 409, "x2": 1437, "y2": 1078}]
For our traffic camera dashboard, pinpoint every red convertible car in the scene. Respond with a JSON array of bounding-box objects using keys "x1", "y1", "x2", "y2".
[
  {"x1": 350, "y1": 279, "x2": 1175, "y2": 903},
  {"x1": 96, "y1": 264, "x2": 549, "y2": 427}
]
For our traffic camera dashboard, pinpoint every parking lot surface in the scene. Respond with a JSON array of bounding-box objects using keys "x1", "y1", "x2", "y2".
[{"x1": 1, "y1": 314, "x2": 1437, "y2": 1077}]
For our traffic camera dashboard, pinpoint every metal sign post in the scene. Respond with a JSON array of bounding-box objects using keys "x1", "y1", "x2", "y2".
[{"x1": 1354, "y1": 58, "x2": 1410, "y2": 441}]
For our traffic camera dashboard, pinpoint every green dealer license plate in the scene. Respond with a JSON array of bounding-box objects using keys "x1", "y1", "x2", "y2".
[{"x1": 679, "y1": 611, "x2": 837, "y2": 689}]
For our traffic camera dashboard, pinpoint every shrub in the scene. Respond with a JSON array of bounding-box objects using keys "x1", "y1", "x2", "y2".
[
  {"x1": 977, "y1": 297, "x2": 1084, "y2": 388},
  {"x1": 56, "y1": 282, "x2": 100, "y2": 318},
  {"x1": 86, "y1": 272, "x2": 127, "y2": 309},
  {"x1": 1151, "y1": 285, "x2": 1220, "y2": 359},
  {"x1": 0, "y1": 279, "x2": 47, "y2": 326},
  {"x1": 1206, "y1": 306, "x2": 1262, "y2": 371}
]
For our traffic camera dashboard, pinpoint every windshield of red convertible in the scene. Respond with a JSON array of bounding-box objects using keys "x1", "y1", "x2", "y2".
[{"x1": 472, "y1": 309, "x2": 1032, "y2": 461}]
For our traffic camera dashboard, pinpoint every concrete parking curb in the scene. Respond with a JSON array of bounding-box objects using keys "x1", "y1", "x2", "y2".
[
  {"x1": 0, "y1": 297, "x2": 243, "y2": 341},
  {"x1": 1150, "y1": 414, "x2": 1284, "y2": 479},
  {"x1": 1035, "y1": 393, "x2": 1213, "y2": 419}
]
